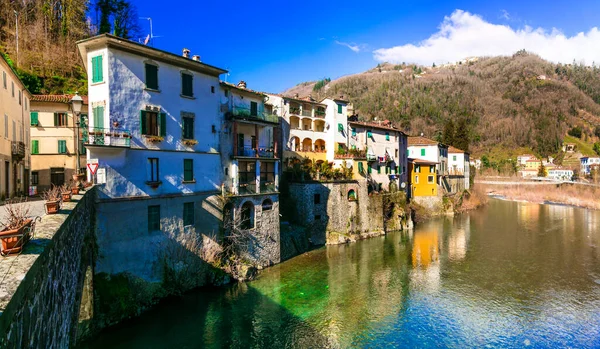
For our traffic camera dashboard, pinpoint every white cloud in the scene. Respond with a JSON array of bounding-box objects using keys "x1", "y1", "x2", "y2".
[
  {"x1": 373, "y1": 10, "x2": 600, "y2": 66},
  {"x1": 335, "y1": 41, "x2": 361, "y2": 53}
]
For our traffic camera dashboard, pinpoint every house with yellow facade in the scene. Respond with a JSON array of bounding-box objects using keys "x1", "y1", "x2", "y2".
[
  {"x1": 408, "y1": 158, "x2": 438, "y2": 197},
  {"x1": 30, "y1": 94, "x2": 88, "y2": 192}
]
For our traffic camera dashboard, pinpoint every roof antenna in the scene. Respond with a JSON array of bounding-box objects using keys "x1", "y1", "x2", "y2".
[{"x1": 139, "y1": 17, "x2": 163, "y2": 46}]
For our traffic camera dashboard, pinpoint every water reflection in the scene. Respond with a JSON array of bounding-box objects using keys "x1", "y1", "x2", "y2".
[{"x1": 81, "y1": 199, "x2": 600, "y2": 349}]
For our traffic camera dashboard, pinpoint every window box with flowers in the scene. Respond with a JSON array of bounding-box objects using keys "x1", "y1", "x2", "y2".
[{"x1": 182, "y1": 139, "x2": 198, "y2": 146}]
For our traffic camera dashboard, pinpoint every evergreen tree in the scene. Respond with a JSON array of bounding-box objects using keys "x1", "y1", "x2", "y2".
[
  {"x1": 537, "y1": 163, "x2": 546, "y2": 177},
  {"x1": 442, "y1": 120, "x2": 455, "y2": 146},
  {"x1": 454, "y1": 118, "x2": 470, "y2": 151}
]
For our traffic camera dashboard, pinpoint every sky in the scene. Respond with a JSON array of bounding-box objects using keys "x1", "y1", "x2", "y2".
[{"x1": 130, "y1": 0, "x2": 600, "y2": 93}]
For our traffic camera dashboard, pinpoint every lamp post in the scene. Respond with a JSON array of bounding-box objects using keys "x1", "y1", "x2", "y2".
[{"x1": 70, "y1": 93, "x2": 84, "y2": 184}]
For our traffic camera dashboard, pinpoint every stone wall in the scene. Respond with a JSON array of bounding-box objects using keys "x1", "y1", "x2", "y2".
[
  {"x1": 0, "y1": 187, "x2": 97, "y2": 348},
  {"x1": 288, "y1": 180, "x2": 410, "y2": 245}
]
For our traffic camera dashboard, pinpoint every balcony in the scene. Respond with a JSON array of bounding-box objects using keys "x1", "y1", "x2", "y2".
[
  {"x1": 301, "y1": 109, "x2": 312, "y2": 117},
  {"x1": 314, "y1": 109, "x2": 326, "y2": 118},
  {"x1": 11, "y1": 141, "x2": 25, "y2": 159},
  {"x1": 236, "y1": 146, "x2": 275, "y2": 158},
  {"x1": 334, "y1": 148, "x2": 366, "y2": 159},
  {"x1": 231, "y1": 106, "x2": 279, "y2": 124},
  {"x1": 85, "y1": 128, "x2": 131, "y2": 147}
]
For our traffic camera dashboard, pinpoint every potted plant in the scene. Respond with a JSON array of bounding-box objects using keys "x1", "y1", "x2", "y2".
[
  {"x1": 71, "y1": 183, "x2": 80, "y2": 195},
  {"x1": 182, "y1": 139, "x2": 198, "y2": 146},
  {"x1": 146, "y1": 135, "x2": 164, "y2": 143},
  {"x1": 0, "y1": 199, "x2": 33, "y2": 255},
  {"x1": 60, "y1": 184, "x2": 72, "y2": 202},
  {"x1": 43, "y1": 186, "x2": 61, "y2": 214}
]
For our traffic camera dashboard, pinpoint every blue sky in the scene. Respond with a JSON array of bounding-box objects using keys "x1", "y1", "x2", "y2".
[{"x1": 131, "y1": 0, "x2": 600, "y2": 93}]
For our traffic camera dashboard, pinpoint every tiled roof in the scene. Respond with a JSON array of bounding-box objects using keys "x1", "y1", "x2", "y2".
[
  {"x1": 408, "y1": 136, "x2": 440, "y2": 146},
  {"x1": 30, "y1": 94, "x2": 88, "y2": 104},
  {"x1": 348, "y1": 121, "x2": 406, "y2": 134},
  {"x1": 448, "y1": 146, "x2": 467, "y2": 154},
  {"x1": 220, "y1": 81, "x2": 265, "y2": 97},
  {"x1": 526, "y1": 159, "x2": 540, "y2": 162}
]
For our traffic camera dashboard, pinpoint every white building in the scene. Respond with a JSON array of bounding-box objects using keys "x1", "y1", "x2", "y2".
[
  {"x1": 580, "y1": 157, "x2": 600, "y2": 176},
  {"x1": 517, "y1": 154, "x2": 535, "y2": 167},
  {"x1": 322, "y1": 96, "x2": 349, "y2": 161},
  {"x1": 77, "y1": 34, "x2": 280, "y2": 285},
  {"x1": 347, "y1": 121, "x2": 407, "y2": 192},
  {"x1": 448, "y1": 146, "x2": 470, "y2": 190},
  {"x1": 547, "y1": 168, "x2": 573, "y2": 181},
  {"x1": 407, "y1": 136, "x2": 450, "y2": 193}
]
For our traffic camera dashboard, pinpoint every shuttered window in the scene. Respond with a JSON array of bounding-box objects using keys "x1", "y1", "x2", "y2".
[
  {"x1": 337, "y1": 104, "x2": 342, "y2": 114},
  {"x1": 54, "y1": 113, "x2": 67, "y2": 127},
  {"x1": 93, "y1": 106, "x2": 104, "y2": 130},
  {"x1": 181, "y1": 73, "x2": 193, "y2": 97},
  {"x1": 338, "y1": 123, "x2": 344, "y2": 132},
  {"x1": 145, "y1": 63, "x2": 159, "y2": 90},
  {"x1": 386, "y1": 132, "x2": 390, "y2": 141},
  {"x1": 92, "y1": 55, "x2": 103, "y2": 83},
  {"x1": 250, "y1": 101, "x2": 258, "y2": 116},
  {"x1": 367, "y1": 130, "x2": 373, "y2": 138},
  {"x1": 183, "y1": 202, "x2": 194, "y2": 226},
  {"x1": 30, "y1": 112, "x2": 39, "y2": 126},
  {"x1": 58, "y1": 140, "x2": 67, "y2": 154},
  {"x1": 183, "y1": 159, "x2": 194, "y2": 182},
  {"x1": 31, "y1": 140, "x2": 39, "y2": 154},
  {"x1": 351, "y1": 128, "x2": 356, "y2": 137},
  {"x1": 148, "y1": 205, "x2": 160, "y2": 232},
  {"x1": 182, "y1": 115, "x2": 194, "y2": 139}
]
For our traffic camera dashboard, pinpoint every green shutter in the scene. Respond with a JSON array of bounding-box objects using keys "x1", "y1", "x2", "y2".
[
  {"x1": 351, "y1": 128, "x2": 356, "y2": 137},
  {"x1": 386, "y1": 133, "x2": 390, "y2": 141},
  {"x1": 250, "y1": 101, "x2": 258, "y2": 116},
  {"x1": 54, "y1": 113, "x2": 58, "y2": 126},
  {"x1": 160, "y1": 112, "x2": 167, "y2": 137},
  {"x1": 140, "y1": 110, "x2": 147, "y2": 134},
  {"x1": 367, "y1": 131, "x2": 372, "y2": 138},
  {"x1": 184, "y1": 159, "x2": 193, "y2": 181},
  {"x1": 367, "y1": 164, "x2": 372, "y2": 174},
  {"x1": 58, "y1": 140, "x2": 66, "y2": 153},
  {"x1": 183, "y1": 202, "x2": 194, "y2": 226},
  {"x1": 145, "y1": 64, "x2": 158, "y2": 89},
  {"x1": 338, "y1": 123, "x2": 344, "y2": 132},
  {"x1": 337, "y1": 104, "x2": 342, "y2": 113},
  {"x1": 182, "y1": 74, "x2": 193, "y2": 96},
  {"x1": 30, "y1": 112, "x2": 38, "y2": 126},
  {"x1": 94, "y1": 106, "x2": 104, "y2": 130},
  {"x1": 31, "y1": 140, "x2": 39, "y2": 154},
  {"x1": 92, "y1": 56, "x2": 103, "y2": 83},
  {"x1": 377, "y1": 165, "x2": 381, "y2": 174},
  {"x1": 358, "y1": 162, "x2": 364, "y2": 173},
  {"x1": 421, "y1": 148, "x2": 425, "y2": 156}
]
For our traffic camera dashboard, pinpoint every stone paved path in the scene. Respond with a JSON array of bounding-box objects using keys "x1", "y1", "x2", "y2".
[{"x1": 0, "y1": 199, "x2": 46, "y2": 228}]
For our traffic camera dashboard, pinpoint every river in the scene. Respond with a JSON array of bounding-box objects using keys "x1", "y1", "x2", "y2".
[{"x1": 80, "y1": 198, "x2": 600, "y2": 348}]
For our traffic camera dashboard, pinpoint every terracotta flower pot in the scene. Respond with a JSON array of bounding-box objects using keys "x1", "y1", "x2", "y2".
[
  {"x1": 73, "y1": 173, "x2": 85, "y2": 181},
  {"x1": 71, "y1": 187, "x2": 80, "y2": 195},
  {"x1": 61, "y1": 192, "x2": 72, "y2": 202},
  {"x1": 0, "y1": 219, "x2": 33, "y2": 255},
  {"x1": 46, "y1": 200, "x2": 60, "y2": 214}
]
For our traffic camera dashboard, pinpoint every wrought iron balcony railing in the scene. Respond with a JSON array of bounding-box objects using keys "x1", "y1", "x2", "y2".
[
  {"x1": 11, "y1": 141, "x2": 25, "y2": 158},
  {"x1": 84, "y1": 128, "x2": 131, "y2": 147},
  {"x1": 236, "y1": 146, "x2": 275, "y2": 158},
  {"x1": 231, "y1": 106, "x2": 279, "y2": 124}
]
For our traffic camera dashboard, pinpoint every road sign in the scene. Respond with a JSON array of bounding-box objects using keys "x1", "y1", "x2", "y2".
[
  {"x1": 87, "y1": 158, "x2": 98, "y2": 164},
  {"x1": 87, "y1": 163, "x2": 99, "y2": 175},
  {"x1": 96, "y1": 168, "x2": 106, "y2": 184}
]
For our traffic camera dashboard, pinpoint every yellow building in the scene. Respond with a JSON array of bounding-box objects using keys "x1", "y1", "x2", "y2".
[
  {"x1": 0, "y1": 54, "x2": 31, "y2": 198},
  {"x1": 30, "y1": 95, "x2": 88, "y2": 192},
  {"x1": 525, "y1": 159, "x2": 541, "y2": 170},
  {"x1": 408, "y1": 158, "x2": 438, "y2": 197}
]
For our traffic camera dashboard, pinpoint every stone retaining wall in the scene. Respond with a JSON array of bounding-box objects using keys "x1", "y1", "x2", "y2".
[{"x1": 0, "y1": 188, "x2": 97, "y2": 348}]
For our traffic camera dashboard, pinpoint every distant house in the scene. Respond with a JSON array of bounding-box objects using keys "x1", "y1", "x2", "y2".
[
  {"x1": 448, "y1": 146, "x2": 470, "y2": 190},
  {"x1": 548, "y1": 168, "x2": 573, "y2": 181},
  {"x1": 517, "y1": 154, "x2": 535, "y2": 167},
  {"x1": 562, "y1": 143, "x2": 576, "y2": 153},
  {"x1": 580, "y1": 157, "x2": 600, "y2": 176}
]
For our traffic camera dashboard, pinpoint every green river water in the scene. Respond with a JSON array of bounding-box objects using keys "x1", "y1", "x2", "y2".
[{"x1": 81, "y1": 198, "x2": 600, "y2": 348}]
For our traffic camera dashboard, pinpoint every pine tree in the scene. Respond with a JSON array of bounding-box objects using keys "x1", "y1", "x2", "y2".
[
  {"x1": 454, "y1": 118, "x2": 470, "y2": 151},
  {"x1": 538, "y1": 163, "x2": 546, "y2": 177},
  {"x1": 442, "y1": 120, "x2": 455, "y2": 146}
]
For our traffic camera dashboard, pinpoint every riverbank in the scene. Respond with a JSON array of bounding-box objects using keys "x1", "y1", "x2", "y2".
[{"x1": 481, "y1": 184, "x2": 600, "y2": 210}]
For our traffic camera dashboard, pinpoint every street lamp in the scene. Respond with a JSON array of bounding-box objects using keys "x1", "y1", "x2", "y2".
[{"x1": 70, "y1": 93, "x2": 84, "y2": 181}]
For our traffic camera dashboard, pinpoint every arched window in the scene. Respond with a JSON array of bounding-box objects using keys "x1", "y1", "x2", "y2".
[
  {"x1": 348, "y1": 189, "x2": 357, "y2": 201},
  {"x1": 262, "y1": 198, "x2": 273, "y2": 211},
  {"x1": 241, "y1": 201, "x2": 255, "y2": 230}
]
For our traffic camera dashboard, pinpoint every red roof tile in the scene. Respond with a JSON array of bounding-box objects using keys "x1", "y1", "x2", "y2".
[
  {"x1": 30, "y1": 94, "x2": 88, "y2": 104},
  {"x1": 408, "y1": 136, "x2": 440, "y2": 146},
  {"x1": 348, "y1": 121, "x2": 406, "y2": 134}
]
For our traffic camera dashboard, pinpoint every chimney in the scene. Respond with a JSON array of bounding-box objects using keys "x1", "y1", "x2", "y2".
[
  {"x1": 237, "y1": 80, "x2": 247, "y2": 89},
  {"x1": 294, "y1": 93, "x2": 299, "y2": 98},
  {"x1": 182, "y1": 48, "x2": 190, "y2": 58},
  {"x1": 192, "y1": 55, "x2": 201, "y2": 62}
]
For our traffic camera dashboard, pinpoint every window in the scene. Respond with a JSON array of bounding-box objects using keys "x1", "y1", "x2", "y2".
[
  {"x1": 260, "y1": 162, "x2": 275, "y2": 189},
  {"x1": 183, "y1": 202, "x2": 194, "y2": 226},
  {"x1": 183, "y1": 159, "x2": 194, "y2": 182},
  {"x1": 367, "y1": 130, "x2": 373, "y2": 138},
  {"x1": 351, "y1": 128, "x2": 356, "y2": 137},
  {"x1": 93, "y1": 106, "x2": 104, "y2": 130},
  {"x1": 31, "y1": 171, "x2": 39, "y2": 185},
  {"x1": 415, "y1": 165, "x2": 421, "y2": 173},
  {"x1": 30, "y1": 112, "x2": 39, "y2": 126},
  {"x1": 140, "y1": 111, "x2": 166, "y2": 136},
  {"x1": 12, "y1": 121, "x2": 15, "y2": 141},
  {"x1": 377, "y1": 165, "x2": 381, "y2": 174},
  {"x1": 2, "y1": 71, "x2": 5, "y2": 89},
  {"x1": 18, "y1": 91, "x2": 21, "y2": 105},
  {"x1": 31, "y1": 140, "x2": 39, "y2": 154},
  {"x1": 421, "y1": 148, "x2": 426, "y2": 156},
  {"x1": 92, "y1": 55, "x2": 103, "y2": 83},
  {"x1": 368, "y1": 163, "x2": 372, "y2": 174},
  {"x1": 50, "y1": 167, "x2": 65, "y2": 187},
  {"x1": 181, "y1": 72, "x2": 193, "y2": 97},
  {"x1": 4, "y1": 114, "x2": 7, "y2": 137},
  {"x1": 250, "y1": 101, "x2": 258, "y2": 116},
  {"x1": 262, "y1": 199, "x2": 273, "y2": 211},
  {"x1": 386, "y1": 132, "x2": 390, "y2": 141},
  {"x1": 148, "y1": 205, "x2": 160, "y2": 232},
  {"x1": 58, "y1": 140, "x2": 67, "y2": 154},
  {"x1": 337, "y1": 104, "x2": 342, "y2": 114},
  {"x1": 79, "y1": 140, "x2": 86, "y2": 154},
  {"x1": 147, "y1": 158, "x2": 160, "y2": 182},
  {"x1": 145, "y1": 63, "x2": 159, "y2": 90},
  {"x1": 239, "y1": 161, "x2": 256, "y2": 186},
  {"x1": 429, "y1": 165, "x2": 436, "y2": 173},
  {"x1": 182, "y1": 113, "x2": 194, "y2": 139},
  {"x1": 54, "y1": 113, "x2": 68, "y2": 127},
  {"x1": 347, "y1": 189, "x2": 357, "y2": 201},
  {"x1": 453, "y1": 155, "x2": 457, "y2": 161},
  {"x1": 314, "y1": 193, "x2": 321, "y2": 204},
  {"x1": 241, "y1": 201, "x2": 254, "y2": 230},
  {"x1": 338, "y1": 123, "x2": 344, "y2": 132},
  {"x1": 211, "y1": 86, "x2": 215, "y2": 93},
  {"x1": 11, "y1": 82, "x2": 14, "y2": 97},
  {"x1": 428, "y1": 175, "x2": 435, "y2": 184},
  {"x1": 415, "y1": 175, "x2": 419, "y2": 184}
]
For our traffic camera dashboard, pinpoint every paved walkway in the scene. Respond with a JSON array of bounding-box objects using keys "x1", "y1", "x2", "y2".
[{"x1": 0, "y1": 200, "x2": 46, "y2": 227}]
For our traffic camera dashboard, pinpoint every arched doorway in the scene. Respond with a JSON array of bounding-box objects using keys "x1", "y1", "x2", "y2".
[{"x1": 301, "y1": 138, "x2": 313, "y2": 152}]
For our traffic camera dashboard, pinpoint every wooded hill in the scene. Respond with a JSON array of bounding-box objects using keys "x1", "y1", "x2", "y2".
[
  {"x1": 0, "y1": 0, "x2": 139, "y2": 95},
  {"x1": 285, "y1": 51, "x2": 600, "y2": 159}
]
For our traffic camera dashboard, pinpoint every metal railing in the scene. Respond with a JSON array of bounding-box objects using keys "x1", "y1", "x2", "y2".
[
  {"x1": 11, "y1": 141, "x2": 25, "y2": 158},
  {"x1": 239, "y1": 183, "x2": 257, "y2": 195},
  {"x1": 237, "y1": 146, "x2": 275, "y2": 158},
  {"x1": 260, "y1": 182, "x2": 276, "y2": 193},
  {"x1": 231, "y1": 106, "x2": 279, "y2": 124},
  {"x1": 301, "y1": 109, "x2": 312, "y2": 117},
  {"x1": 85, "y1": 128, "x2": 131, "y2": 147}
]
